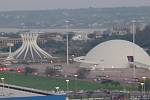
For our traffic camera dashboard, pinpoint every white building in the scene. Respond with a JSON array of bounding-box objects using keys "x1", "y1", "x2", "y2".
[
  {"x1": 74, "y1": 40, "x2": 150, "y2": 69},
  {"x1": 72, "y1": 32, "x2": 88, "y2": 41},
  {"x1": 12, "y1": 32, "x2": 52, "y2": 61}
]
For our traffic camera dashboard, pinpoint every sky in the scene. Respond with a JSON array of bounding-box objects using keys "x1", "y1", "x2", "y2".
[{"x1": 0, "y1": 0, "x2": 150, "y2": 11}]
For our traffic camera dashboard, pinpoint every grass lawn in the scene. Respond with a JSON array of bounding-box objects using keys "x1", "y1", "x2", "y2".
[{"x1": 0, "y1": 72, "x2": 123, "y2": 91}]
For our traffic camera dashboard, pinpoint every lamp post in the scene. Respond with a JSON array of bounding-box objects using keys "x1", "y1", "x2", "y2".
[
  {"x1": 142, "y1": 76, "x2": 146, "y2": 95},
  {"x1": 7, "y1": 43, "x2": 14, "y2": 60},
  {"x1": 1, "y1": 78, "x2": 5, "y2": 96},
  {"x1": 74, "y1": 74, "x2": 78, "y2": 92},
  {"x1": 72, "y1": 54, "x2": 75, "y2": 58},
  {"x1": 65, "y1": 20, "x2": 69, "y2": 65},
  {"x1": 91, "y1": 64, "x2": 96, "y2": 70},
  {"x1": 55, "y1": 86, "x2": 60, "y2": 93},
  {"x1": 141, "y1": 82, "x2": 144, "y2": 95},
  {"x1": 50, "y1": 60, "x2": 53, "y2": 64},
  {"x1": 132, "y1": 20, "x2": 136, "y2": 78},
  {"x1": 66, "y1": 79, "x2": 70, "y2": 91}
]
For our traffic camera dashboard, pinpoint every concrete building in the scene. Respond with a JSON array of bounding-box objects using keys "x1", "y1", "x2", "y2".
[
  {"x1": 12, "y1": 32, "x2": 52, "y2": 61},
  {"x1": 111, "y1": 23, "x2": 130, "y2": 35},
  {"x1": 74, "y1": 40, "x2": 150, "y2": 69},
  {"x1": 72, "y1": 32, "x2": 88, "y2": 41},
  {"x1": 39, "y1": 32, "x2": 63, "y2": 41}
]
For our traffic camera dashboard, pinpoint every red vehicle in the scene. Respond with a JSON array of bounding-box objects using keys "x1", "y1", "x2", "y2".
[
  {"x1": 16, "y1": 67, "x2": 24, "y2": 73},
  {"x1": 0, "y1": 67, "x2": 24, "y2": 73}
]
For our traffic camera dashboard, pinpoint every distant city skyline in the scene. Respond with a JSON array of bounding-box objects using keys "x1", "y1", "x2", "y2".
[{"x1": 0, "y1": 0, "x2": 150, "y2": 11}]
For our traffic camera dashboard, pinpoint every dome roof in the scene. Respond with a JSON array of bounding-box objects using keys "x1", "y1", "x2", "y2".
[{"x1": 79, "y1": 40, "x2": 150, "y2": 69}]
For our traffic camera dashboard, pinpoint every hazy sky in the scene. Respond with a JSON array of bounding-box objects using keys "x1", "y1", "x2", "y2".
[{"x1": 0, "y1": 0, "x2": 150, "y2": 11}]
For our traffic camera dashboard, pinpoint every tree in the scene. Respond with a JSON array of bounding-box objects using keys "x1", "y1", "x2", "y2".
[
  {"x1": 138, "y1": 79, "x2": 150, "y2": 92},
  {"x1": 87, "y1": 33, "x2": 96, "y2": 39},
  {"x1": 24, "y1": 67, "x2": 36, "y2": 75},
  {"x1": 76, "y1": 68, "x2": 90, "y2": 79}
]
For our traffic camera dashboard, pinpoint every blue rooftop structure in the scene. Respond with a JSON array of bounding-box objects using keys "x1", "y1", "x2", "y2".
[{"x1": 1, "y1": 95, "x2": 66, "y2": 100}]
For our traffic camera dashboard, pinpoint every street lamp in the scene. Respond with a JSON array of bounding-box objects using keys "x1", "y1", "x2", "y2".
[
  {"x1": 91, "y1": 64, "x2": 96, "y2": 71},
  {"x1": 55, "y1": 86, "x2": 60, "y2": 93},
  {"x1": 142, "y1": 76, "x2": 146, "y2": 95},
  {"x1": 66, "y1": 79, "x2": 70, "y2": 91},
  {"x1": 50, "y1": 60, "x2": 53, "y2": 64},
  {"x1": 7, "y1": 43, "x2": 14, "y2": 60},
  {"x1": 72, "y1": 55, "x2": 75, "y2": 58},
  {"x1": 132, "y1": 20, "x2": 136, "y2": 79},
  {"x1": 65, "y1": 20, "x2": 69, "y2": 65},
  {"x1": 1, "y1": 78, "x2": 5, "y2": 96},
  {"x1": 74, "y1": 74, "x2": 78, "y2": 77},
  {"x1": 140, "y1": 82, "x2": 144, "y2": 95},
  {"x1": 74, "y1": 74, "x2": 78, "y2": 92}
]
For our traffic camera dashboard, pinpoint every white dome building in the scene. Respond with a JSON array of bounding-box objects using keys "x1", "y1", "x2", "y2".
[{"x1": 75, "y1": 40, "x2": 150, "y2": 69}]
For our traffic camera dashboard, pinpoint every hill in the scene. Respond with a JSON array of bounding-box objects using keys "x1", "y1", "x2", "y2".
[{"x1": 0, "y1": 7, "x2": 150, "y2": 28}]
